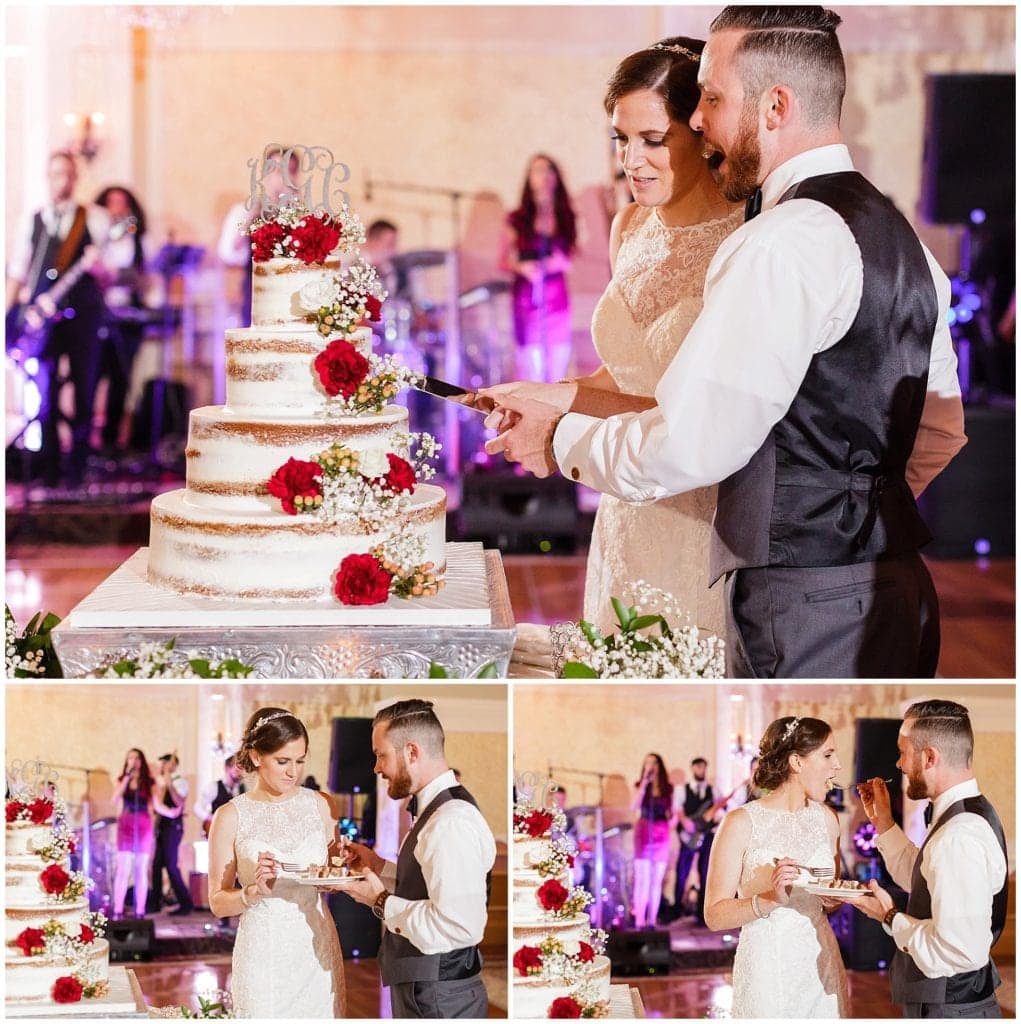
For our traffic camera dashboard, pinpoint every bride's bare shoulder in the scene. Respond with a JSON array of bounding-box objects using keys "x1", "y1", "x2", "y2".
[{"x1": 719, "y1": 803, "x2": 753, "y2": 840}]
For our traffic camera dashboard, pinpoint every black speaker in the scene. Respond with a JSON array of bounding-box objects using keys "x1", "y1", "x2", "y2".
[
  {"x1": 921, "y1": 74, "x2": 1015, "y2": 224},
  {"x1": 854, "y1": 718, "x2": 903, "y2": 828},
  {"x1": 458, "y1": 469, "x2": 579, "y2": 554},
  {"x1": 107, "y1": 917, "x2": 155, "y2": 962},
  {"x1": 916, "y1": 405, "x2": 1015, "y2": 558},
  {"x1": 606, "y1": 928, "x2": 671, "y2": 976},
  {"x1": 327, "y1": 891, "x2": 382, "y2": 959},
  {"x1": 328, "y1": 718, "x2": 375, "y2": 794},
  {"x1": 830, "y1": 900, "x2": 898, "y2": 971}
]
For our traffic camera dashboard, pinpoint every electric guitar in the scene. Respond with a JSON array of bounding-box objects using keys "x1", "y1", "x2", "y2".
[
  {"x1": 679, "y1": 784, "x2": 741, "y2": 850},
  {"x1": 6, "y1": 216, "x2": 136, "y2": 359}
]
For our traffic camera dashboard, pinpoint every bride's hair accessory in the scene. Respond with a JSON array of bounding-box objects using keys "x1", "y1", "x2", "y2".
[
  {"x1": 251, "y1": 711, "x2": 292, "y2": 734},
  {"x1": 782, "y1": 717, "x2": 801, "y2": 743},
  {"x1": 649, "y1": 42, "x2": 701, "y2": 62}
]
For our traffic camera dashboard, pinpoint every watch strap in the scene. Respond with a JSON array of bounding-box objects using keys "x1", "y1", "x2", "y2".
[
  {"x1": 883, "y1": 906, "x2": 900, "y2": 928},
  {"x1": 372, "y1": 889, "x2": 391, "y2": 920}
]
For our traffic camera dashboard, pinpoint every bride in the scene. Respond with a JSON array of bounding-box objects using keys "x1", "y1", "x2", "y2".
[
  {"x1": 485, "y1": 36, "x2": 741, "y2": 635},
  {"x1": 208, "y1": 708, "x2": 346, "y2": 1018},
  {"x1": 704, "y1": 716, "x2": 850, "y2": 1018}
]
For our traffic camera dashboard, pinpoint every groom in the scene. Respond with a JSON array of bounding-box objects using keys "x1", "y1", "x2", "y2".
[
  {"x1": 855, "y1": 700, "x2": 1008, "y2": 1018},
  {"x1": 479, "y1": 6, "x2": 966, "y2": 678},
  {"x1": 341, "y1": 699, "x2": 496, "y2": 1018}
]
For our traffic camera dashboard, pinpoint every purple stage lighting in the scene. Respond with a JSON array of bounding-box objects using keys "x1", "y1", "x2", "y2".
[
  {"x1": 974, "y1": 538, "x2": 991, "y2": 556},
  {"x1": 970, "y1": 208, "x2": 987, "y2": 225}
]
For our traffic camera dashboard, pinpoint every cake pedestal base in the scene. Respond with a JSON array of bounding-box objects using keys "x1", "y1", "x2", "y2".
[
  {"x1": 5, "y1": 966, "x2": 146, "y2": 1018},
  {"x1": 51, "y1": 544, "x2": 516, "y2": 678},
  {"x1": 609, "y1": 984, "x2": 646, "y2": 1018}
]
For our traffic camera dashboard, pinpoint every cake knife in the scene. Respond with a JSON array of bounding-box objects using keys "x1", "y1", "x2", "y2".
[{"x1": 412, "y1": 375, "x2": 494, "y2": 414}]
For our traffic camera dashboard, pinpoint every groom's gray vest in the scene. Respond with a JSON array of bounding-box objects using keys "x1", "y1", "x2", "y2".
[
  {"x1": 710, "y1": 172, "x2": 937, "y2": 584},
  {"x1": 890, "y1": 794, "x2": 1007, "y2": 1007},
  {"x1": 378, "y1": 784, "x2": 490, "y2": 986}
]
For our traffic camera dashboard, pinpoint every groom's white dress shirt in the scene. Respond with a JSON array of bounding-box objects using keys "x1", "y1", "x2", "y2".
[
  {"x1": 553, "y1": 144, "x2": 966, "y2": 504},
  {"x1": 379, "y1": 769, "x2": 496, "y2": 955},
  {"x1": 876, "y1": 778, "x2": 1007, "y2": 978}
]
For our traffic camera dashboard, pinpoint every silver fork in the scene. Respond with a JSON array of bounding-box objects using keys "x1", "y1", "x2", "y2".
[
  {"x1": 831, "y1": 776, "x2": 894, "y2": 792},
  {"x1": 776, "y1": 859, "x2": 833, "y2": 878}
]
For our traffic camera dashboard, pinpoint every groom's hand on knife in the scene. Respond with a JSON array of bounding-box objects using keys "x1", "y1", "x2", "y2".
[{"x1": 480, "y1": 388, "x2": 564, "y2": 479}]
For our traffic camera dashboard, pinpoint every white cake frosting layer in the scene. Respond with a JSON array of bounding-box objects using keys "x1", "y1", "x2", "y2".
[
  {"x1": 511, "y1": 872, "x2": 573, "y2": 919},
  {"x1": 148, "y1": 484, "x2": 447, "y2": 601},
  {"x1": 224, "y1": 326, "x2": 374, "y2": 417},
  {"x1": 5, "y1": 899, "x2": 92, "y2": 942},
  {"x1": 512, "y1": 835, "x2": 551, "y2": 872},
  {"x1": 6, "y1": 823, "x2": 54, "y2": 859},
  {"x1": 512, "y1": 955, "x2": 612, "y2": 1019},
  {"x1": 251, "y1": 255, "x2": 342, "y2": 327},
  {"x1": 5, "y1": 939, "x2": 109, "y2": 1003},
  {"x1": 182, "y1": 405, "x2": 411, "y2": 513},
  {"x1": 6, "y1": 857, "x2": 72, "y2": 905},
  {"x1": 511, "y1": 911, "x2": 591, "y2": 947}
]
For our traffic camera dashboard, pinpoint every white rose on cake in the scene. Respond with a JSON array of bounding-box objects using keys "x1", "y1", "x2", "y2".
[
  {"x1": 298, "y1": 277, "x2": 340, "y2": 313},
  {"x1": 358, "y1": 448, "x2": 390, "y2": 480},
  {"x1": 561, "y1": 938, "x2": 582, "y2": 957}
]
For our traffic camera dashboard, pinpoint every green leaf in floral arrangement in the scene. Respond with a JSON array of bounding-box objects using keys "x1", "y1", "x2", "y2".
[
  {"x1": 631, "y1": 640, "x2": 655, "y2": 653},
  {"x1": 216, "y1": 658, "x2": 254, "y2": 678},
  {"x1": 579, "y1": 619, "x2": 602, "y2": 646},
  {"x1": 187, "y1": 658, "x2": 214, "y2": 677},
  {"x1": 563, "y1": 661, "x2": 599, "y2": 678},
  {"x1": 610, "y1": 597, "x2": 629, "y2": 629},
  {"x1": 428, "y1": 662, "x2": 452, "y2": 678},
  {"x1": 476, "y1": 662, "x2": 500, "y2": 678},
  {"x1": 39, "y1": 611, "x2": 62, "y2": 633},
  {"x1": 109, "y1": 659, "x2": 139, "y2": 677},
  {"x1": 630, "y1": 614, "x2": 664, "y2": 632}
]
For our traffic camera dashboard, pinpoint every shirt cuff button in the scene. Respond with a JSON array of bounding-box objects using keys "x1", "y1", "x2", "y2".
[
  {"x1": 395, "y1": 927, "x2": 402, "y2": 934},
  {"x1": 570, "y1": 467, "x2": 580, "y2": 481}
]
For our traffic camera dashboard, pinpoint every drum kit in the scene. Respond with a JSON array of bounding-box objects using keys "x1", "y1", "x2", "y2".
[{"x1": 563, "y1": 803, "x2": 634, "y2": 931}]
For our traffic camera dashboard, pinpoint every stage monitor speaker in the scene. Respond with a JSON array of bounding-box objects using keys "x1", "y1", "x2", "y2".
[
  {"x1": 921, "y1": 74, "x2": 1015, "y2": 224},
  {"x1": 854, "y1": 718, "x2": 903, "y2": 828},
  {"x1": 328, "y1": 891, "x2": 382, "y2": 959},
  {"x1": 606, "y1": 928, "x2": 671, "y2": 976},
  {"x1": 107, "y1": 917, "x2": 155, "y2": 962},
  {"x1": 916, "y1": 405, "x2": 1015, "y2": 558},
  {"x1": 328, "y1": 717, "x2": 375, "y2": 794},
  {"x1": 458, "y1": 468, "x2": 579, "y2": 554},
  {"x1": 831, "y1": 897, "x2": 903, "y2": 971}
]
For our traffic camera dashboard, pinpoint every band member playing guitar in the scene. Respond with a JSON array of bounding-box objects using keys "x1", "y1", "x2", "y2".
[{"x1": 6, "y1": 149, "x2": 112, "y2": 487}]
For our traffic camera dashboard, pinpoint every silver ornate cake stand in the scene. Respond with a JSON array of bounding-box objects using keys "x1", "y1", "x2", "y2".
[{"x1": 51, "y1": 543, "x2": 516, "y2": 679}]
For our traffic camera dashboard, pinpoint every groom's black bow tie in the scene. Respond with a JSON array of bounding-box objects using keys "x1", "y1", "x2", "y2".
[
  {"x1": 923, "y1": 802, "x2": 933, "y2": 827},
  {"x1": 744, "y1": 187, "x2": 763, "y2": 222},
  {"x1": 407, "y1": 795, "x2": 418, "y2": 818}
]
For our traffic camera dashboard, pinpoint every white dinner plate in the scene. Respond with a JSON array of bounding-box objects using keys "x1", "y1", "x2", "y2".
[
  {"x1": 801, "y1": 882, "x2": 869, "y2": 899},
  {"x1": 291, "y1": 874, "x2": 366, "y2": 887}
]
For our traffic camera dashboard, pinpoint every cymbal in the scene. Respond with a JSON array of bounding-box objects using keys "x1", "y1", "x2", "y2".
[{"x1": 396, "y1": 249, "x2": 449, "y2": 270}]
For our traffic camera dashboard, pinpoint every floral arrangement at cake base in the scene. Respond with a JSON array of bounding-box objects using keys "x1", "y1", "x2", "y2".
[
  {"x1": 550, "y1": 583, "x2": 725, "y2": 678},
  {"x1": 6, "y1": 605, "x2": 61, "y2": 677},
  {"x1": 95, "y1": 640, "x2": 254, "y2": 678},
  {"x1": 546, "y1": 985, "x2": 611, "y2": 1018}
]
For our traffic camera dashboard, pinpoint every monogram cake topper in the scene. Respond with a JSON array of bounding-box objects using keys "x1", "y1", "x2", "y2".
[
  {"x1": 6, "y1": 758, "x2": 61, "y2": 799},
  {"x1": 514, "y1": 770, "x2": 563, "y2": 809},
  {"x1": 246, "y1": 143, "x2": 351, "y2": 219}
]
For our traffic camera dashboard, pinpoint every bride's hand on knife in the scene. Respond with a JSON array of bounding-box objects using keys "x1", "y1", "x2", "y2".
[{"x1": 770, "y1": 857, "x2": 801, "y2": 906}]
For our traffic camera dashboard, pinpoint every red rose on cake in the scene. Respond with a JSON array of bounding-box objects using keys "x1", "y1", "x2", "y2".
[
  {"x1": 314, "y1": 339, "x2": 371, "y2": 399},
  {"x1": 334, "y1": 553, "x2": 393, "y2": 606},
  {"x1": 40, "y1": 864, "x2": 71, "y2": 895},
  {"x1": 513, "y1": 945, "x2": 543, "y2": 976},
  {"x1": 378, "y1": 454, "x2": 416, "y2": 495},
  {"x1": 52, "y1": 976, "x2": 84, "y2": 1004},
  {"x1": 79, "y1": 924, "x2": 96, "y2": 945},
  {"x1": 28, "y1": 798, "x2": 54, "y2": 824},
  {"x1": 290, "y1": 215, "x2": 341, "y2": 265},
  {"x1": 267, "y1": 459, "x2": 323, "y2": 516},
  {"x1": 6, "y1": 800, "x2": 20, "y2": 822},
  {"x1": 251, "y1": 221, "x2": 286, "y2": 262},
  {"x1": 364, "y1": 294, "x2": 383, "y2": 322},
  {"x1": 536, "y1": 878, "x2": 569, "y2": 912},
  {"x1": 548, "y1": 996, "x2": 583, "y2": 1018},
  {"x1": 14, "y1": 927, "x2": 47, "y2": 956},
  {"x1": 577, "y1": 941, "x2": 595, "y2": 963},
  {"x1": 519, "y1": 808, "x2": 554, "y2": 837}
]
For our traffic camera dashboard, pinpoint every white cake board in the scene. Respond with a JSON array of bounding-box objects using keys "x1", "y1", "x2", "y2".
[
  {"x1": 66, "y1": 542, "x2": 491, "y2": 627},
  {"x1": 608, "y1": 984, "x2": 646, "y2": 1018},
  {"x1": 5, "y1": 966, "x2": 147, "y2": 1018}
]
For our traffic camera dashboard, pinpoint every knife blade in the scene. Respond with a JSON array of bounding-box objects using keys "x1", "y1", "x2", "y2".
[{"x1": 412, "y1": 376, "x2": 493, "y2": 414}]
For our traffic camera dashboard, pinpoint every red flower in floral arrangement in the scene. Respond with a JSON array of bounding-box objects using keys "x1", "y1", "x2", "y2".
[
  {"x1": 513, "y1": 945, "x2": 544, "y2": 976},
  {"x1": 79, "y1": 924, "x2": 95, "y2": 945},
  {"x1": 379, "y1": 453, "x2": 416, "y2": 495},
  {"x1": 364, "y1": 294, "x2": 383, "y2": 322},
  {"x1": 52, "y1": 976, "x2": 84, "y2": 1004},
  {"x1": 334, "y1": 553, "x2": 393, "y2": 606},
  {"x1": 290, "y1": 215, "x2": 341, "y2": 265},
  {"x1": 576, "y1": 941, "x2": 595, "y2": 963},
  {"x1": 40, "y1": 864, "x2": 70, "y2": 895},
  {"x1": 314, "y1": 338, "x2": 371, "y2": 399},
  {"x1": 548, "y1": 996, "x2": 583, "y2": 1018},
  {"x1": 521, "y1": 808, "x2": 554, "y2": 837},
  {"x1": 267, "y1": 459, "x2": 323, "y2": 516},
  {"x1": 27, "y1": 798, "x2": 54, "y2": 825},
  {"x1": 566, "y1": 853, "x2": 576, "y2": 868},
  {"x1": 251, "y1": 221, "x2": 286, "y2": 262},
  {"x1": 536, "y1": 878, "x2": 569, "y2": 912},
  {"x1": 14, "y1": 927, "x2": 47, "y2": 956},
  {"x1": 6, "y1": 800, "x2": 22, "y2": 823}
]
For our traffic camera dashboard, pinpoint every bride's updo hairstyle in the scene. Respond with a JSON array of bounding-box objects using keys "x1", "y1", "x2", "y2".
[
  {"x1": 604, "y1": 35, "x2": 706, "y2": 124},
  {"x1": 753, "y1": 716, "x2": 832, "y2": 791},
  {"x1": 236, "y1": 707, "x2": 309, "y2": 773}
]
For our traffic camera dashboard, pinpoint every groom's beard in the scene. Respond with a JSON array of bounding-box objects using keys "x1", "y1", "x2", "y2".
[
  {"x1": 384, "y1": 754, "x2": 413, "y2": 801},
  {"x1": 719, "y1": 103, "x2": 761, "y2": 204},
  {"x1": 904, "y1": 770, "x2": 930, "y2": 802}
]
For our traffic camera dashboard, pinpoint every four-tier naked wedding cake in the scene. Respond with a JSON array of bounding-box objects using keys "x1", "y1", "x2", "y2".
[
  {"x1": 147, "y1": 200, "x2": 447, "y2": 606},
  {"x1": 5, "y1": 794, "x2": 109, "y2": 1008},
  {"x1": 511, "y1": 801, "x2": 611, "y2": 1018}
]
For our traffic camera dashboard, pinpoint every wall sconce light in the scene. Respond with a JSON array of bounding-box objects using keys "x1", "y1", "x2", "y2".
[{"x1": 63, "y1": 111, "x2": 105, "y2": 163}]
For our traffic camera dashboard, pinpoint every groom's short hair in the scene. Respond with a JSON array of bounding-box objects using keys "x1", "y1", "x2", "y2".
[
  {"x1": 709, "y1": 6, "x2": 846, "y2": 130},
  {"x1": 903, "y1": 699, "x2": 974, "y2": 769},
  {"x1": 374, "y1": 699, "x2": 445, "y2": 758}
]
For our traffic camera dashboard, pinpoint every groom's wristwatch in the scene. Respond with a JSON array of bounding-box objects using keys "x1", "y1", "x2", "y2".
[
  {"x1": 883, "y1": 907, "x2": 901, "y2": 929},
  {"x1": 372, "y1": 889, "x2": 391, "y2": 920}
]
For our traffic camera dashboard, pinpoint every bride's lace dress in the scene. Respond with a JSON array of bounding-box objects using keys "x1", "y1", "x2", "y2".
[
  {"x1": 584, "y1": 204, "x2": 743, "y2": 636},
  {"x1": 230, "y1": 789, "x2": 346, "y2": 1018},
  {"x1": 731, "y1": 801, "x2": 849, "y2": 1018}
]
